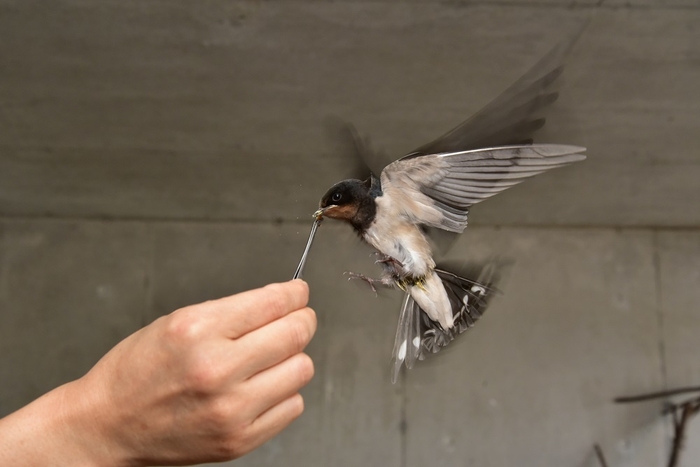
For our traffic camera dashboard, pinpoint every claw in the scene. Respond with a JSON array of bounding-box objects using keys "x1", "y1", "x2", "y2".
[
  {"x1": 345, "y1": 271, "x2": 379, "y2": 295},
  {"x1": 372, "y1": 253, "x2": 403, "y2": 269}
]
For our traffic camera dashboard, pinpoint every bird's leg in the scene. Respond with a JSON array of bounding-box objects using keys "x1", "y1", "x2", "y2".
[
  {"x1": 372, "y1": 252, "x2": 403, "y2": 269},
  {"x1": 344, "y1": 271, "x2": 396, "y2": 294},
  {"x1": 346, "y1": 253, "x2": 404, "y2": 294}
]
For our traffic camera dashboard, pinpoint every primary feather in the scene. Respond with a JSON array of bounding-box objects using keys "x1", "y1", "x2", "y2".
[{"x1": 379, "y1": 144, "x2": 586, "y2": 233}]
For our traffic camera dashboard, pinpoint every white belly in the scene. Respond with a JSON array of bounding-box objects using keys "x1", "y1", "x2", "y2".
[
  {"x1": 362, "y1": 198, "x2": 434, "y2": 277},
  {"x1": 362, "y1": 198, "x2": 454, "y2": 330}
]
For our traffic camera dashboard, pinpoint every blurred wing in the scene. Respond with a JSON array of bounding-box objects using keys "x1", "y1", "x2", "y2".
[
  {"x1": 324, "y1": 118, "x2": 389, "y2": 179},
  {"x1": 328, "y1": 30, "x2": 585, "y2": 177},
  {"x1": 406, "y1": 28, "x2": 585, "y2": 158},
  {"x1": 380, "y1": 144, "x2": 586, "y2": 233}
]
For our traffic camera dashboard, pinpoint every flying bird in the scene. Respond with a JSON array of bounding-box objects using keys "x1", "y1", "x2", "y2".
[{"x1": 310, "y1": 33, "x2": 587, "y2": 382}]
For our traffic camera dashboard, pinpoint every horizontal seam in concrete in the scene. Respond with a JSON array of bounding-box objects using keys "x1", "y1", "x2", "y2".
[
  {"x1": 2, "y1": 213, "x2": 700, "y2": 231},
  {"x1": 445, "y1": 1, "x2": 700, "y2": 10},
  {"x1": 228, "y1": 0, "x2": 700, "y2": 11},
  {"x1": 0, "y1": 144, "x2": 245, "y2": 155}
]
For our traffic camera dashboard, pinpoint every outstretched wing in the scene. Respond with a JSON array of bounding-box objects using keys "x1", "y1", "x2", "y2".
[
  {"x1": 328, "y1": 31, "x2": 584, "y2": 177},
  {"x1": 406, "y1": 27, "x2": 585, "y2": 158},
  {"x1": 379, "y1": 144, "x2": 586, "y2": 233}
]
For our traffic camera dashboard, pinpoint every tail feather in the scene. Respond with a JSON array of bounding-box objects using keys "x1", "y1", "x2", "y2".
[
  {"x1": 391, "y1": 294, "x2": 422, "y2": 384},
  {"x1": 391, "y1": 262, "x2": 501, "y2": 383}
]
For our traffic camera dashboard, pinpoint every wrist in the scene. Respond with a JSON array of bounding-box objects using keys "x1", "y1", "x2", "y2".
[{"x1": 0, "y1": 378, "x2": 130, "y2": 467}]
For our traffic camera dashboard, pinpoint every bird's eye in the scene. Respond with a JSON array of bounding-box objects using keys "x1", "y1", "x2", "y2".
[{"x1": 331, "y1": 192, "x2": 342, "y2": 203}]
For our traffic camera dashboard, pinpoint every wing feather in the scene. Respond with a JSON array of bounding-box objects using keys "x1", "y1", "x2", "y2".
[
  {"x1": 406, "y1": 25, "x2": 586, "y2": 158},
  {"x1": 380, "y1": 144, "x2": 585, "y2": 232}
]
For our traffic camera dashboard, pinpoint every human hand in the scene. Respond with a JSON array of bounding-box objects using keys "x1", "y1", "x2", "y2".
[{"x1": 0, "y1": 280, "x2": 316, "y2": 466}]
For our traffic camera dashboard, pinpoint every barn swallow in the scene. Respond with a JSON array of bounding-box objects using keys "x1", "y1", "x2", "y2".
[{"x1": 306, "y1": 33, "x2": 587, "y2": 382}]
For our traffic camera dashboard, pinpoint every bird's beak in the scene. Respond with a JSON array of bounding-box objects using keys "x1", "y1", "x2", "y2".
[{"x1": 314, "y1": 205, "x2": 338, "y2": 220}]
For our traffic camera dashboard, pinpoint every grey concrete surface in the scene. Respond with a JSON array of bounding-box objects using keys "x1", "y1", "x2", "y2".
[
  {"x1": 1, "y1": 2, "x2": 699, "y2": 226},
  {"x1": 406, "y1": 228, "x2": 665, "y2": 467},
  {"x1": 1, "y1": 1, "x2": 700, "y2": 466},
  {"x1": 0, "y1": 221, "x2": 150, "y2": 414},
  {"x1": 657, "y1": 232, "x2": 700, "y2": 467},
  {"x1": 2, "y1": 221, "x2": 699, "y2": 466}
]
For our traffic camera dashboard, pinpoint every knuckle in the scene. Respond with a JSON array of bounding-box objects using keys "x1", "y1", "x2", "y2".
[
  {"x1": 185, "y1": 350, "x2": 226, "y2": 394},
  {"x1": 262, "y1": 283, "x2": 288, "y2": 318},
  {"x1": 213, "y1": 437, "x2": 247, "y2": 461},
  {"x1": 295, "y1": 353, "x2": 315, "y2": 386},
  {"x1": 293, "y1": 280, "x2": 310, "y2": 303},
  {"x1": 219, "y1": 425, "x2": 255, "y2": 459},
  {"x1": 289, "y1": 393, "x2": 305, "y2": 419},
  {"x1": 236, "y1": 425, "x2": 258, "y2": 450},
  {"x1": 302, "y1": 307, "x2": 317, "y2": 333},
  {"x1": 204, "y1": 401, "x2": 254, "y2": 460},
  {"x1": 218, "y1": 445, "x2": 243, "y2": 461},
  {"x1": 207, "y1": 398, "x2": 234, "y2": 429},
  {"x1": 286, "y1": 314, "x2": 314, "y2": 351},
  {"x1": 164, "y1": 307, "x2": 204, "y2": 343},
  {"x1": 262, "y1": 280, "x2": 309, "y2": 318}
]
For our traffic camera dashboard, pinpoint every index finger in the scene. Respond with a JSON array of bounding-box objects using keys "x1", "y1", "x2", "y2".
[{"x1": 204, "y1": 279, "x2": 309, "y2": 339}]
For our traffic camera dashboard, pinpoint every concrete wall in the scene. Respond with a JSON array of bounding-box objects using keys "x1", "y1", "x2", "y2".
[{"x1": 1, "y1": 1, "x2": 699, "y2": 466}]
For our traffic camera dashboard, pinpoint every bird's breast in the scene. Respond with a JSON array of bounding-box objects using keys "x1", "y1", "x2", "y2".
[{"x1": 363, "y1": 198, "x2": 434, "y2": 278}]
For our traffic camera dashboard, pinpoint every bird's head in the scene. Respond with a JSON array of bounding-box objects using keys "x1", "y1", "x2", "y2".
[{"x1": 315, "y1": 179, "x2": 370, "y2": 224}]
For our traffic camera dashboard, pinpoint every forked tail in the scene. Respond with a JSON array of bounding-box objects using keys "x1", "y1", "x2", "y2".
[{"x1": 391, "y1": 261, "x2": 501, "y2": 383}]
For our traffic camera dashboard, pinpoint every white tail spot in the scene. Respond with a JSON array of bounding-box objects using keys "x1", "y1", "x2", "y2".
[{"x1": 398, "y1": 340, "x2": 407, "y2": 360}]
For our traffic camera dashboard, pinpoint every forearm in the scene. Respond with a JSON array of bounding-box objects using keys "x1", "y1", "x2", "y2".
[{"x1": 0, "y1": 379, "x2": 125, "y2": 467}]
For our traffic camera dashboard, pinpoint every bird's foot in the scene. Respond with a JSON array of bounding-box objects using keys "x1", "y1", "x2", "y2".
[
  {"x1": 372, "y1": 253, "x2": 405, "y2": 277},
  {"x1": 372, "y1": 252, "x2": 403, "y2": 268},
  {"x1": 344, "y1": 271, "x2": 395, "y2": 295}
]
